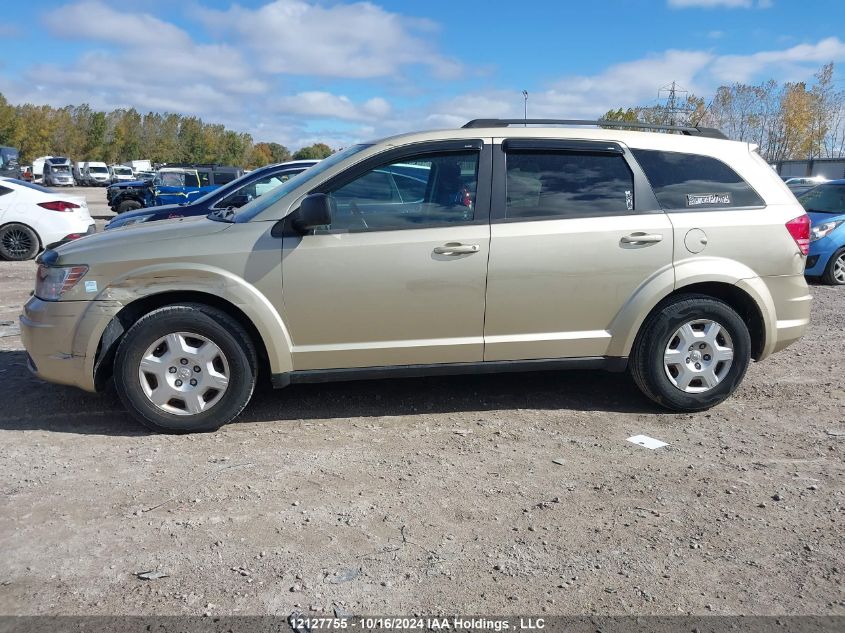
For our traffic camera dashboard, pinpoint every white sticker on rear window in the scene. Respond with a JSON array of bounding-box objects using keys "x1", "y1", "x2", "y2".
[
  {"x1": 84, "y1": 280, "x2": 97, "y2": 293},
  {"x1": 687, "y1": 193, "x2": 731, "y2": 206},
  {"x1": 625, "y1": 190, "x2": 633, "y2": 211}
]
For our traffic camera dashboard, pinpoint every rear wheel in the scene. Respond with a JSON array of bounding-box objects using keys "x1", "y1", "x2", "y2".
[
  {"x1": 0, "y1": 223, "x2": 40, "y2": 260},
  {"x1": 117, "y1": 199, "x2": 143, "y2": 214},
  {"x1": 114, "y1": 304, "x2": 257, "y2": 433},
  {"x1": 822, "y1": 248, "x2": 845, "y2": 285},
  {"x1": 630, "y1": 295, "x2": 751, "y2": 412}
]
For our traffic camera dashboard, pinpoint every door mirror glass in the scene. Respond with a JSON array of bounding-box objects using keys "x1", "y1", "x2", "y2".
[{"x1": 294, "y1": 193, "x2": 334, "y2": 232}]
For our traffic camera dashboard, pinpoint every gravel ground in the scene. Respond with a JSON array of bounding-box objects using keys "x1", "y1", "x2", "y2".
[{"x1": 0, "y1": 197, "x2": 842, "y2": 616}]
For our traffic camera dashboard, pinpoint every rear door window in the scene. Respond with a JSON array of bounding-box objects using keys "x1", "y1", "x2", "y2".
[
  {"x1": 505, "y1": 150, "x2": 634, "y2": 220},
  {"x1": 632, "y1": 149, "x2": 764, "y2": 209}
]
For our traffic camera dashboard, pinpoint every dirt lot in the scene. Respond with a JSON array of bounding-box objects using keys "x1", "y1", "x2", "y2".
[{"x1": 0, "y1": 196, "x2": 843, "y2": 617}]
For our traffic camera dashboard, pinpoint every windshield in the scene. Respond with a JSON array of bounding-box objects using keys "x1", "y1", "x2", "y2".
[
  {"x1": 53, "y1": 165, "x2": 71, "y2": 173},
  {"x1": 114, "y1": 167, "x2": 132, "y2": 175},
  {"x1": 233, "y1": 144, "x2": 372, "y2": 223},
  {"x1": 798, "y1": 184, "x2": 845, "y2": 214},
  {"x1": 90, "y1": 166, "x2": 108, "y2": 173},
  {"x1": 0, "y1": 148, "x2": 19, "y2": 166}
]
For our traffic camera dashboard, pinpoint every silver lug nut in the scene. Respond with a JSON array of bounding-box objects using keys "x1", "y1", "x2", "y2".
[
  {"x1": 193, "y1": 365, "x2": 201, "y2": 373},
  {"x1": 180, "y1": 358, "x2": 188, "y2": 365},
  {"x1": 175, "y1": 379, "x2": 183, "y2": 387},
  {"x1": 190, "y1": 379, "x2": 197, "y2": 386},
  {"x1": 169, "y1": 367, "x2": 176, "y2": 374},
  {"x1": 694, "y1": 363, "x2": 701, "y2": 370}
]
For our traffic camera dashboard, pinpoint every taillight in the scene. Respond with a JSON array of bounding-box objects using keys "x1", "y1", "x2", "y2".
[
  {"x1": 786, "y1": 214, "x2": 810, "y2": 255},
  {"x1": 38, "y1": 201, "x2": 80, "y2": 212}
]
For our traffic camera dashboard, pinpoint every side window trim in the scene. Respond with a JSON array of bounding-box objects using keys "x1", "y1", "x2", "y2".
[
  {"x1": 490, "y1": 139, "x2": 660, "y2": 222},
  {"x1": 283, "y1": 139, "x2": 492, "y2": 235},
  {"x1": 630, "y1": 148, "x2": 766, "y2": 212}
]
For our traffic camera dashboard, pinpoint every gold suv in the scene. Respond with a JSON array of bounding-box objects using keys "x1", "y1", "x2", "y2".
[{"x1": 20, "y1": 120, "x2": 812, "y2": 433}]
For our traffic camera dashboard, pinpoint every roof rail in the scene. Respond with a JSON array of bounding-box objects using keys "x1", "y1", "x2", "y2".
[{"x1": 461, "y1": 119, "x2": 728, "y2": 140}]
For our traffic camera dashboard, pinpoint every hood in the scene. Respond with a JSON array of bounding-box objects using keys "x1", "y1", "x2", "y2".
[
  {"x1": 53, "y1": 215, "x2": 231, "y2": 264},
  {"x1": 105, "y1": 203, "x2": 188, "y2": 228},
  {"x1": 109, "y1": 179, "x2": 150, "y2": 189},
  {"x1": 807, "y1": 210, "x2": 845, "y2": 225}
]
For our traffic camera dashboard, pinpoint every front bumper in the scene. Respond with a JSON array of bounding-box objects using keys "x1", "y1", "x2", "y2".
[
  {"x1": 805, "y1": 238, "x2": 838, "y2": 276},
  {"x1": 20, "y1": 296, "x2": 118, "y2": 393}
]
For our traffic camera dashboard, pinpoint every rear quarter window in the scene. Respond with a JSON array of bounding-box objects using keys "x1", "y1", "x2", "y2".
[{"x1": 632, "y1": 149, "x2": 764, "y2": 210}]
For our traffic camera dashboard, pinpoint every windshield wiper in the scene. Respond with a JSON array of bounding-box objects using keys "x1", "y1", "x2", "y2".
[{"x1": 207, "y1": 207, "x2": 236, "y2": 222}]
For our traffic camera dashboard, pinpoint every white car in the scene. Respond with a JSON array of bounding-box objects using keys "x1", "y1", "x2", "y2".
[{"x1": 0, "y1": 178, "x2": 95, "y2": 260}]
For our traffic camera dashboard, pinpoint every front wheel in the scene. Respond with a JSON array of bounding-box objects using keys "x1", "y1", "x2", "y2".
[
  {"x1": 630, "y1": 295, "x2": 751, "y2": 412},
  {"x1": 117, "y1": 199, "x2": 143, "y2": 214},
  {"x1": 114, "y1": 304, "x2": 257, "y2": 433},
  {"x1": 822, "y1": 248, "x2": 845, "y2": 285}
]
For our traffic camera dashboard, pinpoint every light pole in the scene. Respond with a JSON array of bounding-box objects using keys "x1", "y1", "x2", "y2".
[{"x1": 522, "y1": 90, "x2": 528, "y2": 126}]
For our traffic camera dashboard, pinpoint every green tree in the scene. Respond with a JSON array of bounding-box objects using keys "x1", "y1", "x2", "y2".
[{"x1": 293, "y1": 143, "x2": 333, "y2": 160}]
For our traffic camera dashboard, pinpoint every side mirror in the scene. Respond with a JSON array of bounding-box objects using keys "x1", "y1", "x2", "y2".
[{"x1": 293, "y1": 193, "x2": 333, "y2": 232}]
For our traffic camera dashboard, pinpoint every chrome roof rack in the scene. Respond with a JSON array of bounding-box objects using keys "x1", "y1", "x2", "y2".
[{"x1": 461, "y1": 119, "x2": 728, "y2": 140}]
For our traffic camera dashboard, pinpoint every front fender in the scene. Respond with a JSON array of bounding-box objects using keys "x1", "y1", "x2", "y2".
[{"x1": 81, "y1": 263, "x2": 294, "y2": 376}]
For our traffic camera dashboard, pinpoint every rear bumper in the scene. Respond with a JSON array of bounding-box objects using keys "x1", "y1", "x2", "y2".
[{"x1": 738, "y1": 273, "x2": 811, "y2": 359}]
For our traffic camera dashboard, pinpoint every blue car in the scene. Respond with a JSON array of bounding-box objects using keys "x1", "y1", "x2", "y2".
[
  {"x1": 799, "y1": 179, "x2": 845, "y2": 285},
  {"x1": 105, "y1": 160, "x2": 319, "y2": 230}
]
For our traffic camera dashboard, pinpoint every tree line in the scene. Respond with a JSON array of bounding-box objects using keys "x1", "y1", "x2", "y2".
[
  {"x1": 0, "y1": 93, "x2": 335, "y2": 168},
  {"x1": 603, "y1": 63, "x2": 845, "y2": 162}
]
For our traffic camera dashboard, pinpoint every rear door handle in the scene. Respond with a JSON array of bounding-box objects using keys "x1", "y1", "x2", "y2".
[
  {"x1": 433, "y1": 243, "x2": 480, "y2": 255},
  {"x1": 620, "y1": 233, "x2": 663, "y2": 244}
]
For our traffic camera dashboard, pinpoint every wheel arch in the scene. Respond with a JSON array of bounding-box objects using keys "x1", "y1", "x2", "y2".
[
  {"x1": 611, "y1": 280, "x2": 767, "y2": 362},
  {"x1": 92, "y1": 289, "x2": 290, "y2": 391}
]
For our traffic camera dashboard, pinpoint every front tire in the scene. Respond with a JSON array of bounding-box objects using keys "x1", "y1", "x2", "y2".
[
  {"x1": 117, "y1": 199, "x2": 143, "y2": 214},
  {"x1": 630, "y1": 295, "x2": 751, "y2": 412},
  {"x1": 114, "y1": 304, "x2": 257, "y2": 433},
  {"x1": 0, "y1": 223, "x2": 40, "y2": 260},
  {"x1": 822, "y1": 248, "x2": 845, "y2": 285}
]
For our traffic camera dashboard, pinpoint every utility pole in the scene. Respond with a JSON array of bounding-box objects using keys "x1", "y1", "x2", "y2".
[
  {"x1": 522, "y1": 90, "x2": 528, "y2": 126},
  {"x1": 657, "y1": 81, "x2": 693, "y2": 126}
]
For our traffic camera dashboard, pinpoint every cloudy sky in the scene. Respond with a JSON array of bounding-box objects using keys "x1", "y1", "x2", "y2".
[{"x1": 3, "y1": 0, "x2": 845, "y2": 149}]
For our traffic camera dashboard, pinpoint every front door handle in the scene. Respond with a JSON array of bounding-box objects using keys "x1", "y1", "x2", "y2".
[
  {"x1": 620, "y1": 233, "x2": 663, "y2": 244},
  {"x1": 433, "y1": 243, "x2": 480, "y2": 255}
]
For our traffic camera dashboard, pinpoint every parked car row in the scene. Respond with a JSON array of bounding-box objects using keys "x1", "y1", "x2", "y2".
[
  {"x1": 105, "y1": 160, "x2": 319, "y2": 228},
  {"x1": 105, "y1": 165, "x2": 244, "y2": 213}
]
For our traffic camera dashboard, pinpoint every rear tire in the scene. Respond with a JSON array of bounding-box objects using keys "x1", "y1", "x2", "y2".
[
  {"x1": 0, "y1": 223, "x2": 40, "y2": 260},
  {"x1": 630, "y1": 295, "x2": 751, "y2": 412},
  {"x1": 117, "y1": 199, "x2": 143, "y2": 214},
  {"x1": 821, "y1": 248, "x2": 845, "y2": 285},
  {"x1": 114, "y1": 304, "x2": 257, "y2": 433}
]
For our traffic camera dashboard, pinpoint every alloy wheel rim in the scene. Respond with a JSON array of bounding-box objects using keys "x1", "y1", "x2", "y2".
[
  {"x1": 834, "y1": 254, "x2": 845, "y2": 284},
  {"x1": 2, "y1": 229, "x2": 32, "y2": 257},
  {"x1": 663, "y1": 319, "x2": 734, "y2": 393},
  {"x1": 138, "y1": 332, "x2": 230, "y2": 416}
]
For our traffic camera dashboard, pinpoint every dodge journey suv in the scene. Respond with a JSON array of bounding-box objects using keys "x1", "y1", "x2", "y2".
[{"x1": 20, "y1": 119, "x2": 811, "y2": 433}]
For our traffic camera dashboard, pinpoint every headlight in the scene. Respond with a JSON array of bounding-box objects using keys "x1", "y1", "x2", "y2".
[
  {"x1": 35, "y1": 264, "x2": 89, "y2": 301},
  {"x1": 810, "y1": 220, "x2": 843, "y2": 241},
  {"x1": 106, "y1": 214, "x2": 154, "y2": 230}
]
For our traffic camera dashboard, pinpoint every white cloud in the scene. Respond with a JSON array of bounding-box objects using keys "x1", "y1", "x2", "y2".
[
  {"x1": 41, "y1": 1, "x2": 260, "y2": 86},
  {"x1": 710, "y1": 37, "x2": 845, "y2": 82},
  {"x1": 200, "y1": 0, "x2": 462, "y2": 79},
  {"x1": 274, "y1": 92, "x2": 391, "y2": 122}
]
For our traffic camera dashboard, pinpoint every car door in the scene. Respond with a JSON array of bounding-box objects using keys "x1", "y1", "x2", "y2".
[
  {"x1": 281, "y1": 140, "x2": 492, "y2": 370},
  {"x1": 0, "y1": 183, "x2": 17, "y2": 222},
  {"x1": 484, "y1": 138, "x2": 673, "y2": 361}
]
